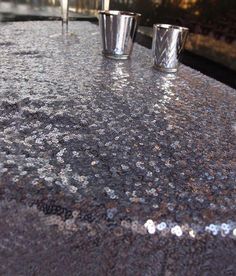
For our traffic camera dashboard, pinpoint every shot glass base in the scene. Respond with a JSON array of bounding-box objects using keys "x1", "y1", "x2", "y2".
[
  {"x1": 154, "y1": 65, "x2": 178, "y2": 73},
  {"x1": 103, "y1": 52, "x2": 130, "y2": 60}
]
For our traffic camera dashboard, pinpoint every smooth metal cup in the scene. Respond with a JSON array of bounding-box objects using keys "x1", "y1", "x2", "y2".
[
  {"x1": 152, "y1": 24, "x2": 189, "y2": 73},
  {"x1": 98, "y1": 10, "x2": 141, "y2": 60}
]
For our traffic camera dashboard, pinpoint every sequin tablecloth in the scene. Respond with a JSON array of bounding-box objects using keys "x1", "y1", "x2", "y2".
[{"x1": 0, "y1": 22, "x2": 236, "y2": 275}]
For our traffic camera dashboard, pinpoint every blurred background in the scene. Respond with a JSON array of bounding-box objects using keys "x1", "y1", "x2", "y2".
[{"x1": 0, "y1": 0, "x2": 236, "y2": 87}]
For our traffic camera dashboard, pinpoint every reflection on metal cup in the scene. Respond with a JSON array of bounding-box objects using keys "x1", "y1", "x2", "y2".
[
  {"x1": 152, "y1": 24, "x2": 189, "y2": 73},
  {"x1": 98, "y1": 10, "x2": 141, "y2": 60}
]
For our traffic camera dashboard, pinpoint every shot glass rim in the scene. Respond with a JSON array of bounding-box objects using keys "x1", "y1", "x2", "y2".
[
  {"x1": 98, "y1": 10, "x2": 141, "y2": 18},
  {"x1": 153, "y1": 24, "x2": 189, "y2": 32}
]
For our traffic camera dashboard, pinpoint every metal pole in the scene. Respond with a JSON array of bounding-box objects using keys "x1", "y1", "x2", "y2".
[{"x1": 102, "y1": 0, "x2": 110, "y2": 10}]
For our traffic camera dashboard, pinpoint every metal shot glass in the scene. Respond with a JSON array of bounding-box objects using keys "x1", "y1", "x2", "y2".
[
  {"x1": 98, "y1": 10, "x2": 141, "y2": 60},
  {"x1": 152, "y1": 24, "x2": 189, "y2": 73}
]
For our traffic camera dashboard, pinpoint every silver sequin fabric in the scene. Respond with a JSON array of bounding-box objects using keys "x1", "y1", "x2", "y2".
[{"x1": 0, "y1": 21, "x2": 236, "y2": 275}]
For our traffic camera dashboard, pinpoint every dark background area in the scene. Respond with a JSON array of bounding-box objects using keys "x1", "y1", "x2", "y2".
[{"x1": 111, "y1": 0, "x2": 236, "y2": 48}]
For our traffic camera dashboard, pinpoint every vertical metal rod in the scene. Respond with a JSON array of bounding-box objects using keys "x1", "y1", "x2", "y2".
[
  {"x1": 102, "y1": 0, "x2": 110, "y2": 10},
  {"x1": 60, "y1": 0, "x2": 69, "y2": 33}
]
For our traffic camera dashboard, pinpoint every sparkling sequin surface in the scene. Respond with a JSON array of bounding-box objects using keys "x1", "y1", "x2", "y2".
[{"x1": 0, "y1": 22, "x2": 236, "y2": 275}]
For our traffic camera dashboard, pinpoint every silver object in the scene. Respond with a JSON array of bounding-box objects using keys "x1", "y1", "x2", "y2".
[
  {"x1": 152, "y1": 24, "x2": 189, "y2": 72},
  {"x1": 102, "y1": 0, "x2": 110, "y2": 10},
  {"x1": 60, "y1": 0, "x2": 69, "y2": 32},
  {"x1": 98, "y1": 10, "x2": 141, "y2": 60}
]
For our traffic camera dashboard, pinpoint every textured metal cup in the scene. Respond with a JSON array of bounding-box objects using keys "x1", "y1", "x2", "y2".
[
  {"x1": 98, "y1": 10, "x2": 141, "y2": 60},
  {"x1": 152, "y1": 24, "x2": 189, "y2": 73}
]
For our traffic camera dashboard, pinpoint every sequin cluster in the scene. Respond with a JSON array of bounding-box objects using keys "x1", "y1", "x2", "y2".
[{"x1": 143, "y1": 219, "x2": 236, "y2": 238}]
